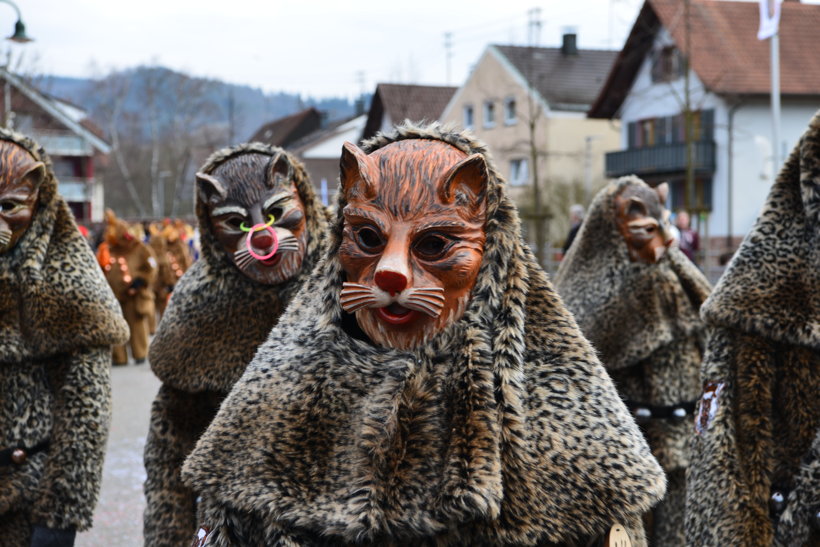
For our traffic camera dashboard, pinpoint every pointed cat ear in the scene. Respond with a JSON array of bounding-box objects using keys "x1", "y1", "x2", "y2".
[
  {"x1": 196, "y1": 172, "x2": 227, "y2": 204},
  {"x1": 269, "y1": 151, "x2": 294, "y2": 186},
  {"x1": 104, "y1": 208, "x2": 117, "y2": 224},
  {"x1": 339, "y1": 141, "x2": 377, "y2": 200},
  {"x1": 21, "y1": 161, "x2": 45, "y2": 189},
  {"x1": 438, "y1": 153, "x2": 488, "y2": 211},
  {"x1": 655, "y1": 182, "x2": 669, "y2": 204}
]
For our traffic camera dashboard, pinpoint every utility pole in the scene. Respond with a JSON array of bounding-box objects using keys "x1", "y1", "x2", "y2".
[
  {"x1": 444, "y1": 32, "x2": 453, "y2": 85},
  {"x1": 526, "y1": 7, "x2": 546, "y2": 267},
  {"x1": 683, "y1": 0, "x2": 695, "y2": 214}
]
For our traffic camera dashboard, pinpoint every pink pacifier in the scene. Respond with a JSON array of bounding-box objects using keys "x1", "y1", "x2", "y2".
[{"x1": 240, "y1": 214, "x2": 279, "y2": 261}]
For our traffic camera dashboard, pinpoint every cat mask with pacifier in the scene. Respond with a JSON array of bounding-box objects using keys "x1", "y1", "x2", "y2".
[{"x1": 197, "y1": 151, "x2": 307, "y2": 286}]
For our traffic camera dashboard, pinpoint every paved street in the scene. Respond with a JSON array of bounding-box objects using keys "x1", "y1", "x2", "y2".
[{"x1": 77, "y1": 362, "x2": 160, "y2": 547}]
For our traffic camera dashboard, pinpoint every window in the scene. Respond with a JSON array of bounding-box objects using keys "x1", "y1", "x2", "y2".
[
  {"x1": 627, "y1": 109, "x2": 715, "y2": 148},
  {"x1": 463, "y1": 105, "x2": 474, "y2": 129},
  {"x1": 651, "y1": 45, "x2": 684, "y2": 83},
  {"x1": 504, "y1": 97, "x2": 517, "y2": 125},
  {"x1": 509, "y1": 158, "x2": 529, "y2": 186},
  {"x1": 483, "y1": 100, "x2": 496, "y2": 128}
]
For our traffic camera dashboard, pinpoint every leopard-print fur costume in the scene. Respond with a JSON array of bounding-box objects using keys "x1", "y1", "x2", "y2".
[
  {"x1": 686, "y1": 110, "x2": 820, "y2": 546},
  {"x1": 0, "y1": 128, "x2": 128, "y2": 546},
  {"x1": 554, "y1": 176, "x2": 711, "y2": 546},
  {"x1": 142, "y1": 143, "x2": 329, "y2": 547},
  {"x1": 181, "y1": 123, "x2": 666, "y2": 546}
]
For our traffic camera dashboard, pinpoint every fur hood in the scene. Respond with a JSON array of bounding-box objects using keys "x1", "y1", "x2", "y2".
[
  {"x1": 0, "y1": 128, "x2": 128, "y2": 362},
  {"x1": 700, "y1": 113, "x2": 820, "y2": 348},
  {"x1": 554, "y1": 176, "x2": 711, "y2": 371},
  {"x1": 149, "y1": 143, "x2": 329, "y2": 393},
  {"x1": 183, "y1": 124, "x2": 665, "y2": 545}
]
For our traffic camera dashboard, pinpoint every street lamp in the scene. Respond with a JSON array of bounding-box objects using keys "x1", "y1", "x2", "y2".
[{"x1": 0, "y1": 0, "x2": 32, "y2": 43}]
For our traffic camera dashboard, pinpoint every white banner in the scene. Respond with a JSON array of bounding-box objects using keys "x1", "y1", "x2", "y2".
[{"x1": 758, "y1": 0, "x2": 781, "y2": 40}]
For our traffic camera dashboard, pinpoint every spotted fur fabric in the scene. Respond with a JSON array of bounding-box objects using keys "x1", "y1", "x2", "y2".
[
  {"x1": 0, "y1": 128, "x2": 128, "y2": 545},
  {"x1": 181, "y1": 123, "x2": 665, "y2": 546},
  {"x1": 553, "y1": 176, "x2": 711, "y2": 546},
  {"x1": 143, "y1": 143, "x2": 329, "y2": 547},
  {"x1": 686, "y1": 111, "x2": 820, "y2": 546}
]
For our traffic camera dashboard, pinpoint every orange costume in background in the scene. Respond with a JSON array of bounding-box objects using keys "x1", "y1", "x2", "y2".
[
  {"x1": 97, "y1": 209, "x2": 158, "y2": 365},
  {"x1": 148, "y1": 222, "x2": 193, "y2": 333}
]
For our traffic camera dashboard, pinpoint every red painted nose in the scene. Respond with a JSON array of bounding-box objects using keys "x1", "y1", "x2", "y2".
[
  {"x1": 251, "y1": 231, "x2": 274, "y2": 249},
  {"x1": 375, "y1": 270, "x2": 407, "y2": 296}
]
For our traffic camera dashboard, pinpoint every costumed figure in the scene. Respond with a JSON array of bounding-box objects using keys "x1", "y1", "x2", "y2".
[
  {"x1": 97, "y1": 209, "x2": 158, "y2": 365},
  {"x1": 0, "y1": 129, "x2": 128, "y2": 546},
  {"x1": 554, "y1": 177, "x2": 711, "y2": 545},
  {"x1": 147, "y1": 221, "x2": 193, "y2": 334},
  {"x1": 182, "y1": 123, "x2": 666, "y2": 546},
  {"x1": 685, "y1": 112, "x2": 820, "y2": 546},
  {"x1": 142, "y1": 144, "x2": 329, "y2": 547}
]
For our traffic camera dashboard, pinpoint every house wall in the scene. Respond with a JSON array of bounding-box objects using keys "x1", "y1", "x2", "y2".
[{"x1": 440, "y1": 46, "x2": 619, "y2": 245}]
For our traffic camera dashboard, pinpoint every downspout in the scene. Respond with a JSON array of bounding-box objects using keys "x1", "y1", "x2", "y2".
[{"x1": 726, "y1": 99, "x2": 743, "y2": 250}]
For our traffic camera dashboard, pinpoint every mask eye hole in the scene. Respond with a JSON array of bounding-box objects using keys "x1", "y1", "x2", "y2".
[
  {"x1": 0, "y1": 200, "x2": 20, "y2": 213},
  {"x1": 414, "y1": 234, "x2": 450, "y2": 260},
  {"x1": 222, "y1": 216, "x2": 245, "y2": 231},
  {"x1": 354, "y1": 226, "x2": 384, "y2": 253}
]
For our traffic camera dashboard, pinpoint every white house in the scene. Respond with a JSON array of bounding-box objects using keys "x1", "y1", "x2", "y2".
[{"x1": 589, "y1": 0, "x2": 820, "y2": 277}]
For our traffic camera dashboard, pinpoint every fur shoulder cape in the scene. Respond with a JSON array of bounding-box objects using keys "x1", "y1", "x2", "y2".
[
  {"x1": 149, "y1": 143, "x2": 328, "y2": 393},
  {"x1": 0, "y1": 129, "x2": 128, "y2": 362},
  {"x1": 183, "y1": 124, "x2": 665, "y2": 545},
  {"x1": 554, "y1": 176, "x2": 711, "y2": 370},
  {"x1": 686, "y1": 111, "x2": 820, "y2": 546}
]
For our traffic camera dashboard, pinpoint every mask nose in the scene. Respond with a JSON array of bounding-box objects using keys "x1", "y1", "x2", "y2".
[
  {"x1": 375, "y1": 270, "x2": 407, "y2": 296},
  {"x1": 250, "y1": 230, "x2": 274, "y2": 250}
]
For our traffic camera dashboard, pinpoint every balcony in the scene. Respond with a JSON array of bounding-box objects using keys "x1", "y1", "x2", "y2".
[
  {"x1": 605, "y1": 141, "x2": 716, "y2": 179},
  {"x1": 29, "y1": 130, "x2": 95, "y2": 156}
]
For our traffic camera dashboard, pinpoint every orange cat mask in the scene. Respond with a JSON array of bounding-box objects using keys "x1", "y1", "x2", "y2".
[
  {"x1": 0, "y1": 141, "x2": 45, "y2": 254},
  {"x1": 614, "y1": 182, "x2": 672, "y2": 264},
  {"x1": 338, "y1": 139, "x2": 488, "y2": 350}
]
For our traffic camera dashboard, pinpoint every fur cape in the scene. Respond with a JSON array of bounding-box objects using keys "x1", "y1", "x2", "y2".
[
  {"x1": 0, "y1": 129, "x2": 128, "y2": 545},
  {"x1": 686, "y1": 112, "x2": 820, "y2": 546},
  {"x1": 553, "y1": 177, "x2": 711, "y2": 545},
  {"x1": 143, "y1": 144, "x2": 329, "y2": 547},
  {"x1": 554, "y1": 176, "x2": 711, "y2": 469},
  {"x1": 182, "y1": 124, "x2": 666, "y2": 546}
]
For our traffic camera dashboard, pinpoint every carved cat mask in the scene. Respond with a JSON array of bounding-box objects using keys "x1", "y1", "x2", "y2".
[
  {"x1": 614, "y1": 182, "x2": 672, "y2": 264},
  {"x1": 0, "y1": 141, "x2": 45, "y2": 254},
  {"x1": 197, "y1": 152, "x2": 307, "y2": 285},
  {"x1": 338, "y1": 139, "x2": 488, "y2": 350}
]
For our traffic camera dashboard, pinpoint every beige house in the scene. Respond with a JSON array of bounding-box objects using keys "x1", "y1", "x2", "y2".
[{"x1": 440, "y1": 34, "x2": 620, "y2": 257}]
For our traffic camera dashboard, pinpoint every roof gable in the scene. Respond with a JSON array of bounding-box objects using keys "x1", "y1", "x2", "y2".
[
  {"x1": 249, "y1": 108, "x2": 323, "y2": 148},
  {"x1": 0, "y1": 68, "x2": 110, "y2": 154},
  {"x1": 362, "y1": 83, "x2": 456, "y2": 140},
  {"x1": 590, "y1": 0, "x2": 820, "y2": 118}
]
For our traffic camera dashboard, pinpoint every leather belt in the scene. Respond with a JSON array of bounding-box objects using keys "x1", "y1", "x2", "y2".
[
  {"x1": 0, "y1": 440, "x2": 50, "y2": 466},
  {"x1": 625, "y1": 400, "x2": 697, "y2": 424}
]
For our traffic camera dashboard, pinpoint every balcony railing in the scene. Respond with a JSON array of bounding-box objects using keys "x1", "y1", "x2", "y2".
[
  {"x1": 58, "y1": 177, "x2": 93, "y2": 202},
  {"x1": 605, "y1": 141, "x2": 716, "y2": 179},
  {"x1": 29, "y1": 130, "x2": 95, "y2": 156}
]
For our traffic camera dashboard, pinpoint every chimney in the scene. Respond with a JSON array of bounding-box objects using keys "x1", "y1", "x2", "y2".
[{"x1": 561, "y1": 31, "x2": 578, "y2": 56}]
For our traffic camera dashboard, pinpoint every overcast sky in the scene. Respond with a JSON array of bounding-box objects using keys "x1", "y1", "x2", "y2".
[{"x1": 8, "y1": 0, "x2": 645, "y2": 98}]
